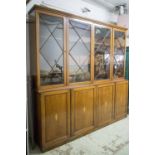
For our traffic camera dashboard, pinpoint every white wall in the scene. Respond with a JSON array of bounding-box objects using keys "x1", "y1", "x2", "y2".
[
  {"x1": 117, "y1": 15, "x2": 129, "y2": 28},
  {"x1": 117, "y1": 14, "x2": 129, "y2": 46},
  {"x1": 27, "y1": 0, "x2": 118, "y2": 23}
]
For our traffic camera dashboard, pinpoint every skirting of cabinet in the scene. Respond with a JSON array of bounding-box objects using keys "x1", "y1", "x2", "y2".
[
  {"x1": 43, "y1": 115, "x2": 128, "y2": 152},
  {"x1": 39, "y1": 115, "x2": 127, "y2": 152}
]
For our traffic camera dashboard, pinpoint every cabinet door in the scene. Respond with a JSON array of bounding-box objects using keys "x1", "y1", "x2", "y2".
[
  {"x1": 97, "y1": 83, "x2": 114, "y2": 126},
  {"x1": 39, "y1": 13, "x2": 65, "y2": 86},
  {"x1": 68, "y1": 19, "x2": 91, "y2": 83},
  {"x1": 94, "y1": 26, "x2": 111, "y2": 80},
  {"x1": 71, "y1": 86, "x2": 96, "y2": 136},
  {"x1": 38, "y1": 90, "x2": 70, "y2": 150},
  {"x1": 115, "y1": 81, "x2": 128, "y2": 119},
  {"x1": 113, "y1": 30, "x2": 126, "y2": 79}
]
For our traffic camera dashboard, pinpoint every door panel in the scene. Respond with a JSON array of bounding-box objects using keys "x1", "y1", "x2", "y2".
[
  {"x1": 40, "y1": 90, "x2": 70, "y2": 149},
  {"x1": 71, "y1": 86, "x2": 96, "y2": 136},
  {"x1": 94, "y1": 26, "x2": 111, "y2": 80},
  {"x1": 97, "y1": 83, "x2": 114, "y2": 126},
  {"x1": 113, "y1": 30, "x2": 126, "y2": 79},
  {"x1": 115, "y1": 81, "x2": 128, "y2": 119},
  {"x1": 39, "y1": 13, "x2": 64, "y2": 86},
  {"x1": 68, "y1": 19, "x2": 91, "y2": 83}
]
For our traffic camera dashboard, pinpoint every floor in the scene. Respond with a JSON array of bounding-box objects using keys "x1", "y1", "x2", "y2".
[{"x1": 29, "y1": 116, "x2": 129, "y2": 155}]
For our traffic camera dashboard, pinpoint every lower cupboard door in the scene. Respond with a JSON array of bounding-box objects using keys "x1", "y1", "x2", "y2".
[
  {"x1": 39, "y1": 90, "x2": 70, "y2": 150},
  {"x1": 97, "y1": 84, "x2": 114, "y2": 126},
  {"x1": 115, "y1": 81, "x2": 128, "y2": 119},
  {"x1": 71, "y1": 86, "x2": 96, "y2": 136}
]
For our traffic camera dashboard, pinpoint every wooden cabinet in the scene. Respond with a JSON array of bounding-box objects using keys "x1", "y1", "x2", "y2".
[
  {"x1": 71, "y1": 86, "x2": 96, "y2": 136},
  {"x1": 97, "y1": 83, "x2": 115, "y2": 127},
  {"x1": 36, "y1": 90, "x2": 70, "y2": 150},
  {"x1": 29, "y1": 5, "x2": 128, "y2": 151},
  {"x1": 115, "y1": 81, "x2": 128, "y2": 119}
]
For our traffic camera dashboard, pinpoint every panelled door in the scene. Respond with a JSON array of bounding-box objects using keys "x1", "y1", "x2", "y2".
[
  {"x1": 97, "y1": 83, "x2": 115, "y2": 126},
  {"x1": 71, "y1": 86, "x2": 96, "y2": 136},
  {"x1": 115, "y1": 81, "x2": 128, "y2": 119},
  {"x1": 39, "y1": 90, "x2": 70, "y2": 150}
]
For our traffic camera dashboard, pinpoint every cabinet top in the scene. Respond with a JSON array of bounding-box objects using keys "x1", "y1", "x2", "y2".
[{"x1": 29, "y1": 5, "x2": 128, "y2": 31}]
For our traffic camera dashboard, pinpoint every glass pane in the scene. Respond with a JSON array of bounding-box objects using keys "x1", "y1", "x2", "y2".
[
  {"x1": 94, "y1": 26, "x2": 111, "y2": 80},
  {"x1": 113, "y1": 31, "x2": 125, "y2": 78},
  {"x1": 69, "y1": 20, "x2": 91, "y2": 83},
  {"x1": 39, "y1": 14, "x2": 64, "y2": 85}
]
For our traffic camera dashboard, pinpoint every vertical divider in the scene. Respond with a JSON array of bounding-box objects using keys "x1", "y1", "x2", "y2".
[
  {"x1": 95, "y1": 85, "x2": 98, "y2": 126},
  {"x1": 110, "y1": 28, "x2": 114, "y2": 80},
  {"x1": 91, "y1": 24, "x2": 94, "y2": 83},
  {"x1": 35, "y1": 11, "x2": 40, "y2": 89},
  {"x1": 112, "y1": 83, "x2": 115, "y2": 120},
  {"x1": 64, "y1": 17, "x2": 67, "y2": 86},
  {"x1": 124, "y1": 31, "x2": 127, "y2": 78},
  {"x1": 71, "y1": 88, "x2": 74, "y2": 136},
  {"x1": 66, "y1": 18, "x2": 69, "y2": 86}
]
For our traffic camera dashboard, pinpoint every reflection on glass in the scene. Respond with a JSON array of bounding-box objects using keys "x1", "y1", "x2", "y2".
[
  {"x1": 113, "y1": 31, "x2": 125, "y2": 78},
  {"x1": 69, "y1": 20, "x2": 91, "y2": 83},
  {"x1": 94, "y1": 26, "x2": 111, "y2": 80},
  {"x1": 39, "y1": 14, "x2": 64, "y2": 85}
]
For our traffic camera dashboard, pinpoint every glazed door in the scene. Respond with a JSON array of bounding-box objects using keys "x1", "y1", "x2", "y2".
[
  {"x1": 71, "y1": 86, "x2": 96, "y2": 136},
  {"x1": 94, "y1": 25, "x2": 112, "y2": 81},
  {"x1": 97, "y1": 83, "x2": 114, "y2": 126},
  {"x1": 68, "y1": 19, "x2": 91, "y2": 84},
  {"x1": 38, "y1": 13, "x2": 65, "y2": 86},
  {"x1": 115, "y1": 81, "x2": 128, "y2": 119},
  {"x1": 39, "y1": 90, "x2": 70, "y2": 150},
  {"x1": 113, "y1": 29, "x2": 126, "y2": 79}
]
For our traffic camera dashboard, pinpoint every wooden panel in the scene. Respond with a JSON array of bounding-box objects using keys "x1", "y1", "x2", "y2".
[
  {"x1": 38, "y1": 90, "x2": 70, "y2": 150},
  {"x1": 97, "y1": 83, "x2": 114, "y2": 126},
  {"x1": 113, "y1": 28, "x2": 126, "y2": 79},
  {"x1": 115, "y1": 81, "x2": 128, "y2": 119},
  {"x1": 71, "y1": 86, "x2": 96, "y2": 136}
]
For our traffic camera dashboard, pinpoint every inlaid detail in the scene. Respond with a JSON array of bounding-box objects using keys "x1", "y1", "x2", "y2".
[
  {"x1": 83, "y1": 106, "x2": 86, "y2": 112},
  {"x1": 71, "y1": 86, "x2": 95, "y2": 136},
  {"x1": 97, "y1": 84, "x2": 114, "y2": 126},
  {"x1": 55, "y1": 113, "x2": 58, "y2": 121}
]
